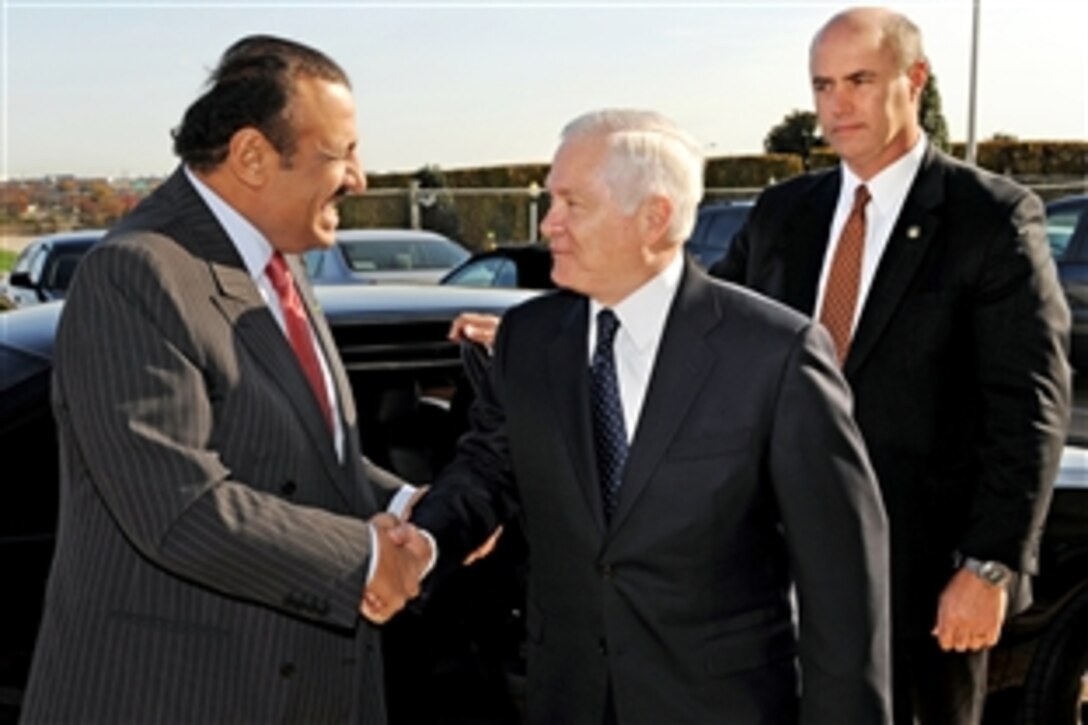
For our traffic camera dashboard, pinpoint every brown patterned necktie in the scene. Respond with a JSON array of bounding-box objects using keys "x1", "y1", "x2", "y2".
[
  {"x1": 266, "y1": 252, "x2": 334, "y2": 432},
  {"x1": 819, "y1": 184, "x2": 871, "y2": 365}
]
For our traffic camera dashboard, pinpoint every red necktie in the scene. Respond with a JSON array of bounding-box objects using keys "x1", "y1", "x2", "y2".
[
  {"x1": 819, "y1": 184, "x2": 871, "y2": 365},
  {"x1": 266, "y1": 252, "x2": 334, "y2": 432}
]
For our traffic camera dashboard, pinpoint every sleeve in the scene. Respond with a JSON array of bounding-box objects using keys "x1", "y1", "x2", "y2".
[
  {"x1": 961, "y1": 190, "x2": 1072, "y2": 571},
  {"x1": 410, "y1": 318, "x2": 520, "y2": 586},
  {"x1": 767, "y1": 323, "x2": 892, "y2": 724}
]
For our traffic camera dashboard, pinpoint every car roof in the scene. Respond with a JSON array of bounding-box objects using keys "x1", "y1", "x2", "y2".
[
  {"x1": 317, "y1": 283, "x2": 538, "y2": 322},
  {"x1": 335, "y1": 229, "x2": 456, "y2": 243},
  {"x1": 27, "y1": 229, "x2": 108, "y2": 248}
]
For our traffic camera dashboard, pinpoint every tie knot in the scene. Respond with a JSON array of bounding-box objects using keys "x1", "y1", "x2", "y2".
[
  {"x1": 266, "y1": 252, "x2": 293, "y2": 295},
  {"x1": 597, "y1": 309, "x2": 621, "y2": 348},
  {"x1": 853, "y1": 184, "x2": 871, "y2": 209}
]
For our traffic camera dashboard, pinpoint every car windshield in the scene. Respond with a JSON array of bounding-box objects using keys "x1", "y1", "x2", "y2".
[{"x1": 341, "y1": 239, "x2": 467, "y2": 272}]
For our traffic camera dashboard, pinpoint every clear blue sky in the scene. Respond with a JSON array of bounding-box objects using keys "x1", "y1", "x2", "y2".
[{"x1": 2, "y1": 0, "x2": 1085, "y2": 179}]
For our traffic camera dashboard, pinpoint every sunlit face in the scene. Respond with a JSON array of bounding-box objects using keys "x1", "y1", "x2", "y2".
[
  {"x1": 540, "y1": 134, "x2": 649, "y2": 305},
  {"x1": 810, "y1": 20, "x2": 925, "y2": 180},
  {"x1": 263, "y1": 76, "x2": 365, "y2": 254}
]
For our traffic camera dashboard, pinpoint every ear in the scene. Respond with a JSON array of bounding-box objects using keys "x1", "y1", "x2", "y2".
[
  {"x1": 638, "y1": 194, "x2": 674, "y2": 243},
  {"x1": 225, "y1": 128, "x2": 273, "y2": 189},
  {"x1": 906, "y1": 59, "x2": 929, "y2": 102}
]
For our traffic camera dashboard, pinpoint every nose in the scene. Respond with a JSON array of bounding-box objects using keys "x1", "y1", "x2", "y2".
[
  {"x1": 540, "y1": 202, "x2": 562, "y2": 239},
  {"x1": 347, "y1": 153, "x2": 366, "y2": 194},
  {"x1": 829, "y1": 86, "x2": 852, "y2": 117}
]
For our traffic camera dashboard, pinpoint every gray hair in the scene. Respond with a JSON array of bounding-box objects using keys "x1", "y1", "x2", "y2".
[
  {"x1": 560, "y1": 109, "x2": 705, "y2": 243},
  {"x1": 814, "y1": 7, "x2": 927, "y2": 71}
]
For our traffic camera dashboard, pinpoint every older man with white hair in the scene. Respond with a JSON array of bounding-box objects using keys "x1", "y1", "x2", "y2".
[{"x1": 410, "y1": 109, "x2": 892, "y2": 724}]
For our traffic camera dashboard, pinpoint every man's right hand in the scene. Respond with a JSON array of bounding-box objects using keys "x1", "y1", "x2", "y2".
[
  {"x1": 448, "y1": 312, "x2": 501, "y2": 350},
  {"x1": 360, "y1": 513, "x2": 432, "y2": 624}
]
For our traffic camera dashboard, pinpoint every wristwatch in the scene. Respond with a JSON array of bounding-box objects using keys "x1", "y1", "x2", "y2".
[{"x1": 961, "y1": 556, "x2": 1012, "y2": 586}]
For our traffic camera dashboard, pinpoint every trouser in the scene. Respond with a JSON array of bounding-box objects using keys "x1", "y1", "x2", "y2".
[{"x1": 894, "y1": 634, "x2": 989, "y2": 725}]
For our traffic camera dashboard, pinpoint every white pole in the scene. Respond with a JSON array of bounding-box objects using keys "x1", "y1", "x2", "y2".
[{"x1": 966, "y1": 0, "x2": 981, "y2": 165}]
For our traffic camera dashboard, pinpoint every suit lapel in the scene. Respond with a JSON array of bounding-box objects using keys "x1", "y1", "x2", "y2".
[
  {"x1": 845, "y1": 147, "x2": 944, "y2": 377},
  {"x1": 545, "y1": 297, "x2": 606, "y2": 533},
  {"x1": 609, "y1": 262, "x2": 718, "y2": 533},
  {"x1": 163, "y1": 171, "x2": 351, "y2": 504},
  {"x1": 779, "y1": 171, "x2": 840, "y2": 315}
]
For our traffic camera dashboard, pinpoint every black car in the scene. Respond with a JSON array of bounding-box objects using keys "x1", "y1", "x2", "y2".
[
  {"x1": 440, "y1": 201, "x2": 754, "y2": 291},
  {"x1": 0, "y1": 230, "x2": 106, "y2": 309},
  {"x1": 1047, "y1": 194, "x2": 1088, "y2": 372}
]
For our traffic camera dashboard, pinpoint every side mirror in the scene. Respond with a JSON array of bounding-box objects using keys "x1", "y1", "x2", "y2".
[
  {"x1": 8, "y1": 271, "x2": 34, "y2": 289},
  {"x1": 7, "y1": 271, "x2": 44, "y2": 301}
]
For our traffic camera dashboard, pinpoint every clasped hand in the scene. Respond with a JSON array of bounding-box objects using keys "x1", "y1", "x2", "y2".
[{"x1": 360, "y1": 513, "x2": 432, "y2": 624}]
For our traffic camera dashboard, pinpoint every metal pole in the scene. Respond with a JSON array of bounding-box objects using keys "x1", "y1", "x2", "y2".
[
  {"x1": 528, "y1": 182, "x2": 540, "y2": 243},
  {"x1": 408, "y1": 180, "x2": 421, "y2": 230},
  {"x1": 965, "y1": 0, "x2": 981, "y2": 165}
]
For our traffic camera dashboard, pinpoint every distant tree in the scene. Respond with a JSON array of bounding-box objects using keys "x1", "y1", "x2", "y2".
[
  {"x1": 764, "y1": 110, "x2": 825, "y2": 167},
  {"x1": 989, "y1": 132, "x2": 1019, "y2": 142},
  {"x1": 414, "y1": 165, "x2": 462, "y2": 242},
  {"x1": 919, "y1": 73, "x2": 950, "y2": 151}
]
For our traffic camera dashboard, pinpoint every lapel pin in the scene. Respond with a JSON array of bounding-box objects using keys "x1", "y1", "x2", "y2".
[{"x1": 906, "y1": 225, "x2": 921, "y2": 239}]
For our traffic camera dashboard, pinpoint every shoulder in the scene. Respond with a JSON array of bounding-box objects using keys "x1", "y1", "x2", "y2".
[
  {"x1": 755, "y1": 167, "x2": 837, "y2": 208},
  {"x1": 502, "y1": 288, "x2": 583, "y2": 330},
  {"x1": 691, "y1": 266, "x2": 812, "y2": 342},
  {"x1": 929, "y1": 149, "x2": 1041, "y2": 217}
]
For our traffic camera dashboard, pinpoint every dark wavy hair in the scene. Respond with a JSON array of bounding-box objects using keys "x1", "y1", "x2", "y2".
[{"x1": 172, "y1": 35, "x2": 351, "y2": 171}]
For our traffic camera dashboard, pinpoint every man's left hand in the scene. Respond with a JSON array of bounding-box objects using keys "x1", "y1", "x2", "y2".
[{"x1": 932, "y1": 568, "x2": 1008, "y2": 652}]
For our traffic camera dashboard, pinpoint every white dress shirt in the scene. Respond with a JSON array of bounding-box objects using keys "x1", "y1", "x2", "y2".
[
  {"x1": 814, "y1": 135, "x2": 927, "y2": 333},
  {"x1": 588, "y1": 251, "x2": 684, "y2": 442}
]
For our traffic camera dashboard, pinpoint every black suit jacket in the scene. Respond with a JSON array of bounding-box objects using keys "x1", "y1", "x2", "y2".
[
  {"x1": 414, "y1": 261, "x2": 891, "y2": 724},
  {"x1": 23, "y1": 168, "x2": 397, "y2": 723},
  {"x1": 711, "y1": 147, "x2": 1071, "y2": 636}
]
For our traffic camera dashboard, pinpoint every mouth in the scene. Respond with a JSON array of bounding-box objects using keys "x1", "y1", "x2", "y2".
[
  {"x1": 321, "y1": 187, "x2": 349, "y2": 229},
  {"x1": 832, "y1": 123, "x2": 865, "y2": 136}
]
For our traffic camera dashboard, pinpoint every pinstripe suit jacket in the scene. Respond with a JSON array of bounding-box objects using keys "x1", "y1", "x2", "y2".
[{"x1": 22, "y1": 168, "x2": 395, "y2": 723}]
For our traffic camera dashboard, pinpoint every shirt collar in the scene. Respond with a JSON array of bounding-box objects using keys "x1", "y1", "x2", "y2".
[
  {"x1": 839, "y1": 134, "x2": 927, "y2": 218},
  {"x1": 590, "y1": 251, "x2": 684, "y2": 352},
  {"x1": 185, "y1": 166, "x2": 276, "y2": 281}
]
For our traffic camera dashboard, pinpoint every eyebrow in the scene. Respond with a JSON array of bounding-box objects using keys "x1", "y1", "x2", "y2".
[
  {"x1": 846, "y1": 70, "x2": 878, "y2": 82},
  {"x1": 812, "y1": 69, "x2": 878, "y2": 86}
]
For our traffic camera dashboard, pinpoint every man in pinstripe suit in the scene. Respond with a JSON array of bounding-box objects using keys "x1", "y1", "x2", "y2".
[{"x1": 22, "y1": 36, "x2": 432, "y2": 723}]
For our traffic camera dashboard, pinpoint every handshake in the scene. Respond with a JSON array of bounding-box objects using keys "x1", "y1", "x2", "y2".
[
  {"x1": 359, "y1": 513, "x2": 433, "y2": 624},
  {"x1": 359, "y1": 509, "x2": 502, "y2": 625}
]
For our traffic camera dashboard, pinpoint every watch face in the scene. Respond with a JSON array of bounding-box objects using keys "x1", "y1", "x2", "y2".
[{"x1": 980, "y1": 561, "x2": 1007, "y2": 584}]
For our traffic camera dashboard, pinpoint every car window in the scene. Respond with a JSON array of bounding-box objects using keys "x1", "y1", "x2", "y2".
[
  {"x1": 1047, "y1": 209, "x2": 1083, "y2": 261},
  {"x1": 11, "y1": 243, "x2": 49, "y2": 283},
  {"x1": 494, "y1": 260, "x2": 518, "y2": 288},
  {"x1": 342, "y1": 240, "x2": 416, "y2": 271},
  {"x1": 445, "y1": 257, "x2": 505, "y2": 286},
  {"x1": 685, "y1": 205, "x2": 751, "y2": 268},
  {"x1": 43, "y1": 251, "x2": 84, "y2": 292},
  {"x1": 418, "y1": 240, "x2": 469, "y2": 267},
  {"x1": 11, "y1": 242, "x2": 42, "y2": 276}
]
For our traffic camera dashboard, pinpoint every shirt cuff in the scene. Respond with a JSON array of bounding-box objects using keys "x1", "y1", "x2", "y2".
[
  {"x1": 389, "y1": 484, "x2": 419, "y2": 518},
  {"x1": 365, "y1": 526, "x2": 379, "y2": 584}
]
